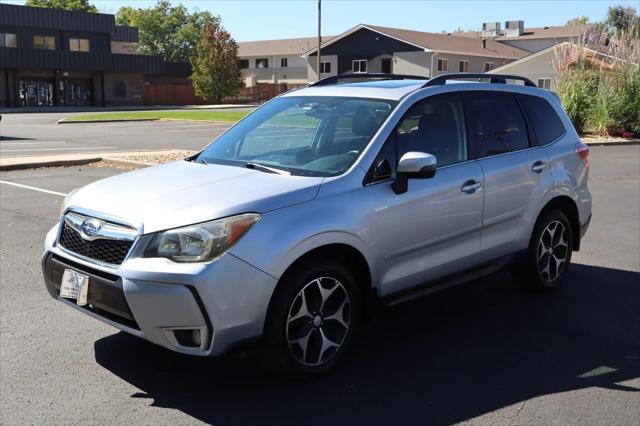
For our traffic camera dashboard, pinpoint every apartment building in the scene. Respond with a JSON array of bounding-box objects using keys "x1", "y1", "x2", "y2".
[
  {"x1": 237, "y1": 36, "x2": 333, "y2": 89},
  {"x1": 304, "y1": 24, "x2": 529, "y2": 81}
]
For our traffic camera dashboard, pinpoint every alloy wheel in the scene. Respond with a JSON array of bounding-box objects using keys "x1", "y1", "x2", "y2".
[
  {"x1": 537, "y1": 220, "x2": 569, "y2": 282},
  {"x1": 286, "y1": 277, "x2": 351, "y2": 367}
]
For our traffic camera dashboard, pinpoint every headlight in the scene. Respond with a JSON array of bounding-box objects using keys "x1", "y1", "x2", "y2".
[{"x1": 144, "y1": 213, "x2": 260, "y2": 263}]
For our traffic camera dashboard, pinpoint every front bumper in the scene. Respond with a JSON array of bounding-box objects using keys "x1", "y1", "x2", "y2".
[
  {"x1": 42, "y1": 224, "x2": 278, "y2": 356},
  {"x1": 580, "y1": 213, "x2": 591, "y2": 239}
]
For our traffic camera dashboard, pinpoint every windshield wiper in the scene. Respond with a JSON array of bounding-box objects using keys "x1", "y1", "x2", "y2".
[{"x1": 245, "y1": 162, "x2": 291, "y2": 176}]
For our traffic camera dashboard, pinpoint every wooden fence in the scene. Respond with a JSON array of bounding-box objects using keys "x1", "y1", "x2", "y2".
[{"x1": 143, "y1": 82, "x2": 296, "y2": 106}]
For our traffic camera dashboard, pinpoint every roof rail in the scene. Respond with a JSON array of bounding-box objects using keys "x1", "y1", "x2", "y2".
[
  {"x1": 310, "y1": 73, "x2": 429, "y2": 87},
  {"x1": 423, "y1": 73, "x2": 537, "y2": 87}
]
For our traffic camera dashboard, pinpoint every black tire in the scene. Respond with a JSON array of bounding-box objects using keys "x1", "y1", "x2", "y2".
[
  {"x1": 513, "y1": 209, "x2": 573, "y2": 291},
  {"x1": 262, "y1": 256, "x2": 362, "y2": 377}
]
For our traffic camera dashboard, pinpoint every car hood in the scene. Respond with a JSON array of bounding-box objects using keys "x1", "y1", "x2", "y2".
[{"x1": 66, "y1": 160, "x2": 323, "y2": 233}]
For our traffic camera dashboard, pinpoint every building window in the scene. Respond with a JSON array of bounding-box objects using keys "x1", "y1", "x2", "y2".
[
  {"x1": 459, "y1": 60, "x2": 469, "y2": 72},
  {"x1": 69, "y1": 38, "x2": 90, "y2": 52},
  {"x1": 320, "y1": 61, "x2": 331, "y2": 74},
  {"x1": 537, "y1": 78, "x2": 551, "y2": 90},
  {"x1": 280, "y1": 57, "x2": 288, "y2": 68},
  {"x1": 483, "y1": 62, "x2": 495, "y2": 72},
  {"x1": 353, "y1": 59, "x2": 367, "y2": 73},
  {"x1": 238, "y1": 59, "x2": 249, "y2": 69},
  {"x1": 256, "y1": 58, "x2": 269, "y2": 69},
  {"x1": 0, "y1": 33, "x2": 17, "y2": 48},
  {"x1": 437, "y1": 58, "x2": 448, "y2": 72},
  {"x1": 33, "y1": 35, "x2": 55, "y2": 50},
  {"x1": 113, "y1": 81, "x2": 127, "y2": 98}
]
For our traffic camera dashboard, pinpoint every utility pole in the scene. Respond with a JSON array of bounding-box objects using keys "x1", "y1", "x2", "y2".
[{"x1": 317, "y1": 0, "x2": 321, "y2": 81}]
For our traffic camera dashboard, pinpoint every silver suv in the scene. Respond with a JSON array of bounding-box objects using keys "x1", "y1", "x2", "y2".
[{"x1": 42, "y1": 73, "x2": 592, "y2": 375}]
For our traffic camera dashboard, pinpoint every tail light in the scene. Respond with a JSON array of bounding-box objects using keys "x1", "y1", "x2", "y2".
[{"x1": 576, "y1": 142, "x2": 589, "y2": 167}]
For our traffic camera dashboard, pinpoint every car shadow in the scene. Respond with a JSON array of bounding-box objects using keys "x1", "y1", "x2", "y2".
[{"x1": 94, "y1": 263, "x2": 640, "y2": 425}]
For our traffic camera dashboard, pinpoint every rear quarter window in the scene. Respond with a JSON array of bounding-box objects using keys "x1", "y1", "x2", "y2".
[{"x1": 518, "y1": 94, "x2": 566, "y2": 145}]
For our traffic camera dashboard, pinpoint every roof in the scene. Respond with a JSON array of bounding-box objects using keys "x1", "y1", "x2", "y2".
[
  {"x1": 459, "y1": 25, "x2": 590, "y2": 41},
  {"x1": 496, "y1": 25, "x2": 591, "y2": 41},
  {"x1": 305, "y1": 24, "x2": 529, "y2": 60},
  {"x1": 282, "y1": 79, "x2": 426, "y2": 100},
  {"x1": 238, "y1": 36, "x2": 334, "y2": 57},
  {"x1": 0, "y1": 2, "x2": 116, "y2": 33},
  {"x1": 489, "y1": 41, "x2": 638, "y2": 74},
  {"x1": 488, "y1": 42, "x2": 567, "y2": 73}
]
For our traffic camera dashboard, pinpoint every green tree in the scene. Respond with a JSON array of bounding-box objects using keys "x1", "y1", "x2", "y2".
[
  {"x1": 605, "y1": 5, "x2": 639, "y2": 37},
  {"x1": 25, "y1": 0, "x2": 98, "y2": 13},
  {"x1": 190, "y1": 22, "x2": 243, "y2": 103},
  {"x1": 566, "y1": 16, "x2": 589, "y2": 26},
  {"x1": 115, "y1": 1, "x2": 218, "y2": 62}
]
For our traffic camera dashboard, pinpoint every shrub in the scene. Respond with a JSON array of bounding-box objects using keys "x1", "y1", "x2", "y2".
[{"x1": 554, "y1": 27, "x2": 640, "y2": 135}]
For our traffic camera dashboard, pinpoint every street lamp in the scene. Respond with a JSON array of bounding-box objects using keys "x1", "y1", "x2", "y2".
[{"x1": 317, "y1": 0, "x2": 321, "y2": 81}]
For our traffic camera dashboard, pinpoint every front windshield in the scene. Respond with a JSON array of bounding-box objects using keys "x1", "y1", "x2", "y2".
[{"x1": 197, "y1": 96, "x2": 396, "y2": 177}]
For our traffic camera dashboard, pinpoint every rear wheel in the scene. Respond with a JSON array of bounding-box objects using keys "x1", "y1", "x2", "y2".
[
  {"x1": 262, "y1": 258, "x2": 361, "y2": 376},
  {"x1": 514, "y1": 209, "x2": 573, "y2": 290}
]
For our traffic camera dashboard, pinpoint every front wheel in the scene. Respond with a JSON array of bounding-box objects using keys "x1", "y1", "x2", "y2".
[
  {"x1": 262, "y1": 259, "x2": 361, "y2": 376},
  {"x1": 514, "y1": 209, "x2": 573, "y2": 290}
]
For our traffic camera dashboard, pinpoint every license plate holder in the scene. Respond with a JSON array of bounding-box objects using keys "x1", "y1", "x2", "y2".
[{"x1": 60, "y1": 269, "x2": 90, "y2": 306}]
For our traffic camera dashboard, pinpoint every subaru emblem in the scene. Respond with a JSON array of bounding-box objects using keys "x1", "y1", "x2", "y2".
[{"x1": 81, "y1": 218, "x2": 103, "y2": 240}]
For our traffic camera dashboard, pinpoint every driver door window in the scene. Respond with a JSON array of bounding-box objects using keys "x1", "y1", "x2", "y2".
[{"x1": 396, "y1": 93, "x2": 468, "y2": 167}]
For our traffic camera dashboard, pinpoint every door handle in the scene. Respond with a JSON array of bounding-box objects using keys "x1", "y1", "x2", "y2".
[
  {"x1": 532, "y1": 161, "x2": 546, "y2": 173},
  {"x1": 461, "y1": 179, "x2": 481, "y2": 193}
]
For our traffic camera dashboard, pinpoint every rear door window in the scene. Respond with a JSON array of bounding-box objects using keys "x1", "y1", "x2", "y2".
[
  {"x1": 464, "y1": 92, "x2": 530, "y2": 158},
  {"x1": 518, "y1": 94, "x2": 566, "y2": 145}
]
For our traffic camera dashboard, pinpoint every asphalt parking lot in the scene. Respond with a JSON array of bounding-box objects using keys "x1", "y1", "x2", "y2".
[
  {"x1": 1, "y1": 145, "x2": 639, "y2": 425},
  {"x1": 0, "y1": 111, "x2": 246, "y2": 157}
]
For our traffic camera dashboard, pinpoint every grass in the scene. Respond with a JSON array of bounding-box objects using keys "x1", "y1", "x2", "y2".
[{"x1": 61, "y1": 109, "x2": 251, "y2": 123}]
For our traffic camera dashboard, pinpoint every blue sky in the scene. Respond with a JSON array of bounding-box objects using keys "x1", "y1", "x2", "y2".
[{"x1": 3, "y1": 0, "x2": 638, "y2": 41}]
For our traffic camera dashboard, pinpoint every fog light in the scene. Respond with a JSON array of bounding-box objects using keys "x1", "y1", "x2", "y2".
[
  {"x1": 192, "y1": 329, "x2": 202, "y2": 347},
  {"x1": 173, "y1": 328, "x2": 202, "y2": 348}
]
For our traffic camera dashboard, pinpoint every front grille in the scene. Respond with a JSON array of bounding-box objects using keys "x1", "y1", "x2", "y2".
[{"x1": 59, "y1": 222, "x2": 133, "y2": 265}]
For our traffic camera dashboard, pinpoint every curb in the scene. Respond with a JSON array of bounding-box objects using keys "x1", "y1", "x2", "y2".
[
  {"x1": 57, "y1": 118, "x2": 160, "y2": 124},
  {"x1": 584, "y1": 140, "x2": 640, "y2": 147},
  {"x1": 158, "y1": 118, "x2": 238, "y2": 124},
  {"x1": 0, "y1": 157, "x2": 101, "y2": 171},
  {"x1": 100, "y1": 157, "x2": 152, "y2": 169}
]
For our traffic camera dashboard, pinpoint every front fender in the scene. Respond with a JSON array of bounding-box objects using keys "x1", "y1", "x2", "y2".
[{"x1": 229, "y1": 198, "x2": 377, "y2": 288}]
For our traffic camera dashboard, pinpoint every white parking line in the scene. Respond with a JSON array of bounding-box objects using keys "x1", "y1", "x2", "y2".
[
  {"x1": 0, "y1": 146, "x2": 116, "y2": 152},
  {"x1": 0, "y1": 180, "x2": 67, "y2": 197},
  {"x1": 0, "y1": 141, "x2": 67, "y2": 146}
]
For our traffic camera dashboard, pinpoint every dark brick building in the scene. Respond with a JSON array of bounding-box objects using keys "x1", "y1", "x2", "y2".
[{"x1": 0, "y1": 3, "x2": 191, "y2": 107}]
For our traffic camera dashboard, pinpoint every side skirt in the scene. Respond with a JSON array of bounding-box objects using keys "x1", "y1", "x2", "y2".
[{"x1": 381, "y1": 251, "x2": 526, "y2": 307}]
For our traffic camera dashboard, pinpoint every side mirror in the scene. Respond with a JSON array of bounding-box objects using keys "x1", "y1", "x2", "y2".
[{"x1": 392, "y1": 151, "x2": 437, "y2": 194}]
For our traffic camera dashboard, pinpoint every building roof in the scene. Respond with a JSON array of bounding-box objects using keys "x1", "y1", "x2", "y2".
[
  {"x1": 459, "y1": 25, "x2": 590, "y2": 41},
  {"x1": 489, "y1": 40, "x2": 638, "y2": 75},
  {"x1": 0, "y1": 2, "x2": 116, "y2": 33},
  {"x1": 238, "y1": 36, "x2": 334, "y2": 57},
  {"x1": 496, "y1": 25, "x2": 591, "y2": 40},
  {"x1": 305, "y1": 24, "x2": 529, "y2": 60}
]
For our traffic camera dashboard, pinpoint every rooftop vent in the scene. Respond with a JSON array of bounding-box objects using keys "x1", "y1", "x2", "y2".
[
  {"x1": 481, "y1": 21, "x2": 502, "y2": 38},
  {"x1": 504, "y1": 20, "x2": 525, "y2": 37}
]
